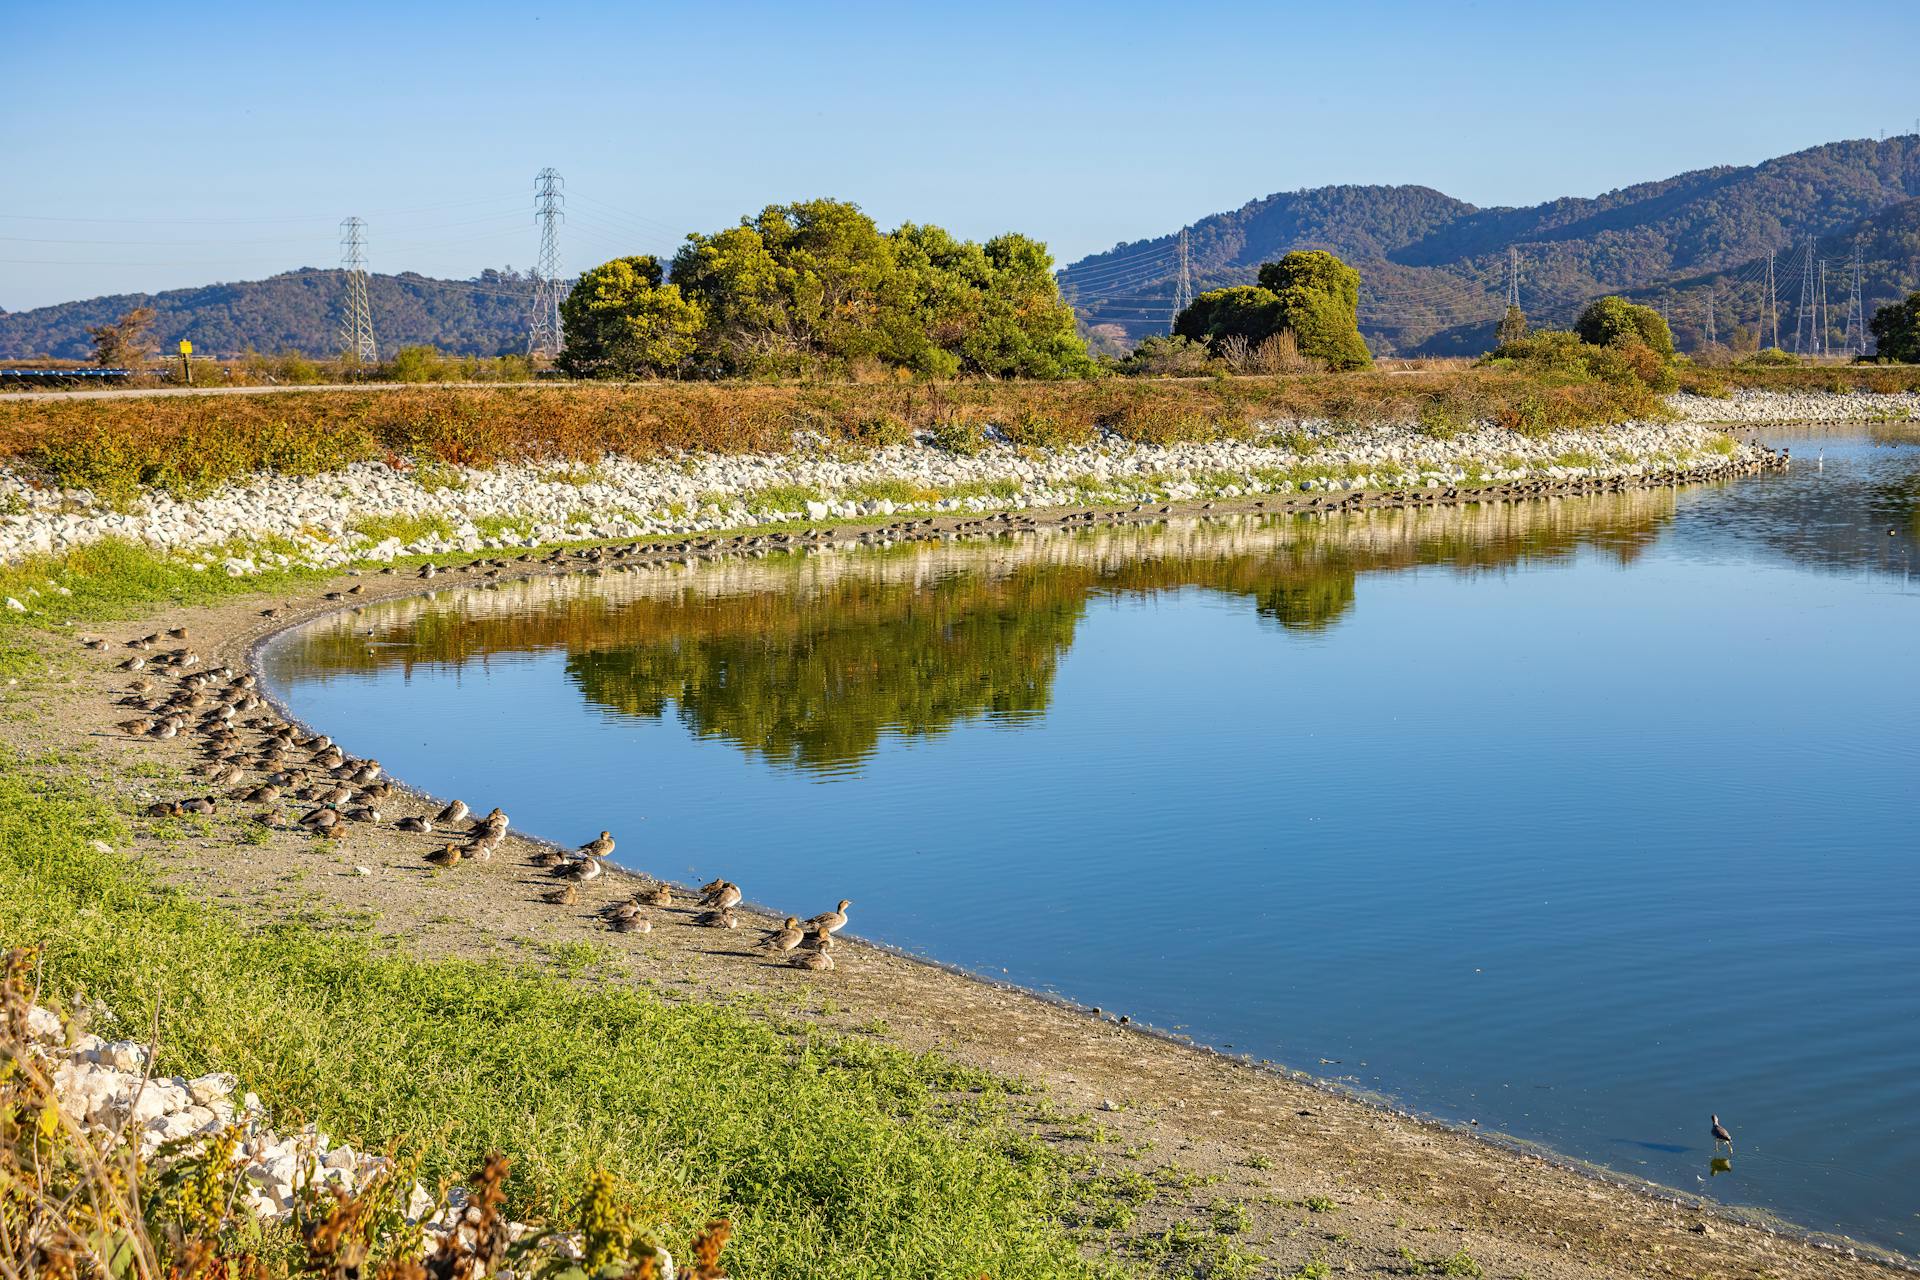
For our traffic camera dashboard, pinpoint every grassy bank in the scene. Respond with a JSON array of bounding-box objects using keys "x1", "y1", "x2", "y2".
[
  {"x1": 0, "y1": 372, "x2": 1669, "y2": 506},
  {"x1": 0, "y1": 750, "x2": 1124, "y2": 1278},
  {"x1": 1676, "y1": 362, "x2": 1920, "y2": 397}
]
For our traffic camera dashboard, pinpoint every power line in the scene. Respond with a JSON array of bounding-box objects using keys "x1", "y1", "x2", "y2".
[
  {"x1": 528, "y1": 168, "x2": 565, "y2": 359},
  {"x1": 337, "y1": 217, "x2": 376, "y2": 363},
  {"x1": 1169, "y1": 228, "x2": 1193, "y2": 333},
  {"x1": 1843, "y1": 245, "x2": 1867, "y2": 356}
]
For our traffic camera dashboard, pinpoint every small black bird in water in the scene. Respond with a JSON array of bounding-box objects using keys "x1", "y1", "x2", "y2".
[{"x1": 1710, "y1": 1114, "x2": 1733, "y2": 1150}]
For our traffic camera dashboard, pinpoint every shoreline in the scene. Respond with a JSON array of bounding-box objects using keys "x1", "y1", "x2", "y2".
[{"x1": 10, "y1": 458, "x2": 1916, "y2": 1277}]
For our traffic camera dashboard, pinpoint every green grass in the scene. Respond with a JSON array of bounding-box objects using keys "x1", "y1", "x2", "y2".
[
  {"x1": 735, "y1": 483, "x2": 824, "y2": 516},
  {"x1": 473, "y1": 513, "x2": 537, "y2": 541},
  {"x1": 350, "y1": 512, "x2": 456, "y2": 545},
  {"x1": 943, "y1": 478, "x2": 1025, "y2": 503},
  {"x1": 843, "y1": 477, "x2": 941, "y2": 506},
  {"x1": 0, "y1": 536, "x2": 325, "y2": 630},
  {"x1": 0, "y1": 754, "x2": 1119, "y2": 1278}
]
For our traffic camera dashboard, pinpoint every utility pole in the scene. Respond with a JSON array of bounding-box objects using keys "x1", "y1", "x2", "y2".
[
  {"x1": 528, "y1": 168, "x2": 566, "y2": 359},
  {"x1": 338, "y1": 217, "x2": 377, "y2": 364},
  {"x1": 1843, "y1": 245, "x2": 1867, "y2": 356},
  {"x1": 1507, "y1": 246, "x2": 1521, "y2": 310},
  {"x1": 1169, "y1": 227, "x2": 1193, "y2": 334}
]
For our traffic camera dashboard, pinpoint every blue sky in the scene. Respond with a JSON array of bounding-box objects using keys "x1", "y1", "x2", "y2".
[{"x1": 3, "y1": 0, "x2": 1917, "y2": 310}]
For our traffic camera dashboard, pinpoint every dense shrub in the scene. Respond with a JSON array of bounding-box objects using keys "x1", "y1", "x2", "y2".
[
  {"x1": 1257, "y1": 251, "x2": 1373, "y2": 370},
  {"x1": 557, "y1": 256, "x2": 704, "y2": 379},
  {"x1": 1575, "y1": 296, "x2": 1675, "y2": 359},
  {"x1": 1170, "y1": 251, "x2": 1371, "y2": 372},
  {"x1": 1869, "y1": 291, "x2": 1920, "y2": 363},
  {"x1": 662, "y1": 199, "x2": 1093, "y2": 381}
]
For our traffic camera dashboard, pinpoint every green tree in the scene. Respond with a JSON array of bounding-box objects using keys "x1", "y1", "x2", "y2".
[
  {"x1": 1574, "y1": 296, "x2": 1675, "y2": 358},
  {"x1": 86, "y1": 306, "x2": 156, "y2": 369},
  {"x1": 1496, "y1": 304, "x2": 1528, "y2": 347},
  {"x1": 1256, "y1": 251, "x2": 1372, "y2": 370},
  {"x1": 1173, "y1": 286, "x2": 1281, "y2": 348},
  {"x1": 1868, "y1": 291, "x2": 1920, "y2": 363},
  {"x1": 557, "y1": 256, "x2": 704, "y2": 379}
]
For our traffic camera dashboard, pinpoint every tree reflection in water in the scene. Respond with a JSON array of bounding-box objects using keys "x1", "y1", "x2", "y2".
[{"x1": 278, "y1": 493, "x2": 1672, "y2": 772}]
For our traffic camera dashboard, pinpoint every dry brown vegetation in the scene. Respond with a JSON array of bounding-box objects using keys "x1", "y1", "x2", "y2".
[{"x1": 0, "y1": 372, "x2": 1668, "y2": 505}]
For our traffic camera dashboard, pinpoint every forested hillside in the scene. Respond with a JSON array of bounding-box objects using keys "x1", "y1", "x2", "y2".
[
  {"x1": 1063, "y1": 136, "x2": 1920, "y2": 355},
  {"x1": 0, "y1": 268, "x2": 528, "y2": 360}
]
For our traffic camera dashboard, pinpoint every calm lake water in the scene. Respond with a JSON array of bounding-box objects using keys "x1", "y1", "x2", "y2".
[{"x1": 264, "y1": 426, "x2": 1920, "y2": 1254}]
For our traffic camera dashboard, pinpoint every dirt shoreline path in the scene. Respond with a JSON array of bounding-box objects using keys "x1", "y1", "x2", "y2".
[{"x1": 17, "y1": 464, "x2": 1909, "y2": 1280}]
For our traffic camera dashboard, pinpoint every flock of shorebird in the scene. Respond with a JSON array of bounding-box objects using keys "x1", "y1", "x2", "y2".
[{"x1": 99, "y1": 627, "x2": 853, "y2": 973}]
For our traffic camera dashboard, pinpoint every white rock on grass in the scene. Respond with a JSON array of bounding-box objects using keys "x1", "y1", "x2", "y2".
[{"x1": 0, "y1": 411, "x2": 1794, "y2": 572}]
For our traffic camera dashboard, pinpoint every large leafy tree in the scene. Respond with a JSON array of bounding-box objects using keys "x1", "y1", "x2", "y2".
[
  {"x1": 1173, "y1": 286, "x2": 1281, "y2": 348},
  {"x1": 1256, "y1": 251, "x2": 1372, "y2": 370},
  {"x1": 667, "y1": 199, "x2": 1090, "y2": 379},
  {"x1": 1868, "y1": 291, "x2": 1920, "y2": 362},
  {"x1": 1574, "y1": 295, "x2": 1675, "y2": 358},
  {"x1": 1169, "y1": 251, "x2": 1373, "y2": 370},
  {"x1": 556, "y1": 256, "x2": 703, "y2": 379}
]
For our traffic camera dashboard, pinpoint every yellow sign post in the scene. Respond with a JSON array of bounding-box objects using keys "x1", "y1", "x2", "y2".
[{"x1": 177, "y1": 339, "x2": 193, "y2": 385}]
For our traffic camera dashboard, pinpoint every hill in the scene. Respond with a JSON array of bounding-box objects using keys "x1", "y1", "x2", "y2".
[
  {"x1": 1062, "y1": 135, "x2": 1920, "y2": 355},
  {"x1": 0, "y1": 268, "x2": 530, "y2": 360}
]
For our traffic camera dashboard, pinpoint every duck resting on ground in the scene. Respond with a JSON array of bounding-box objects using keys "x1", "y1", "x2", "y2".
[
  {"x1": 434, "y1": 799, "x2": 469, "y2": 826},
  {"x1": 694, "y1": 907, "x2": 738, "y2": 929},
  {"x1": 790, "y1": 949, "x2": 834, "y2": 972},
  {"x1": 699, "y1": 881, "x2": 742, "y2": 911},
  {"x1": 426, "y1": 844, "x2": 462, "y2": 868},
  {"x1": 579, "y1": 831, "x2": 615, "y2": 859},
  {"x1": 755, "y1": 917, "x2": 804, "y2": 953}
]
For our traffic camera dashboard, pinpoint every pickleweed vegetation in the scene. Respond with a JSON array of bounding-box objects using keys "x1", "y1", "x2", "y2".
[{"x1": 0, "y1": 372, "x2": 1695, "y2": 504}]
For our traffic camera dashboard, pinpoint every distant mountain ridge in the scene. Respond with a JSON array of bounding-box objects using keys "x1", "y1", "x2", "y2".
[
  {"x1": 0, "y1": 268, "x2": 530, "y2": 360},
  {"x1": 1062, "y1": 136, "x2": 1920, "y2": 354}
]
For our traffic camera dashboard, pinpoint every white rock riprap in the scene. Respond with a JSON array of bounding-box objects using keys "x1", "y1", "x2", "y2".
[
  {"x1": 0, "y1": 417, "x2": 1757, "y2": 574},
  {"x1": 1669, "y1": 387, "x2": 1920, "y2": 423},
  {"x1": 22, "y1": 998, "x2": 488, "y2": 1234}
]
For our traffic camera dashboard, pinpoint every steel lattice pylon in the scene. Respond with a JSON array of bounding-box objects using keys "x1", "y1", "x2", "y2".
[
  {"x1": 528, "y1": 168, "x2": 566, "y2": 357},
  {"x1": 338, "y1": 217, "x2": 377, "y2": 364}
]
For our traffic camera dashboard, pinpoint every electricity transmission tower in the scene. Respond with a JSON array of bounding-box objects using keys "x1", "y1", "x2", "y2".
[
  {"x1": 1169, "y1": 227, "x2": 1193, "y2": 333},
  {"x1": 1763, "y1": 251, "x2": 1780, "y2": 351},
  {"x1": 1842, "y1": 246, "x2": 1867, "y2": 356},
  {"x1": 1817, "y1": 259, "x2": 1829, "y2": 357},
  {"x1": 338, "y1": 218, "x2": 377, "y2": 364},
  {"x1": 1703, "y1": 286, "x2": 1717, "y2": 347},
  {"x1": 1506, "y1": 246, "x2": 1521, "y2": 311},
  {"x1": 528, "y1": 168, "x2": 566, "y2": 358},
  {"x1": 1793, "y1": 238, "x2": 1816, "y2": 355}
]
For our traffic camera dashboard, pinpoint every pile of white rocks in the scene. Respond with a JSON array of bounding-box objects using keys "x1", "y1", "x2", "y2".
[
  {"x1": 1670, "y1": 387, "x2": 1920, "y2": 423},
  {"x1": 0, "y1": 416, "x2": 1755, "y2": 575},
  {"x1": 24, "y1": 999, "x2": 464, "y2": 1230}
]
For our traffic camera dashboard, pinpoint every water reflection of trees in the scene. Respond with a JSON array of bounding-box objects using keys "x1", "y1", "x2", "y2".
[{"x1": 275, "y1": 492, "x2": 1675, "y2": 772}]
